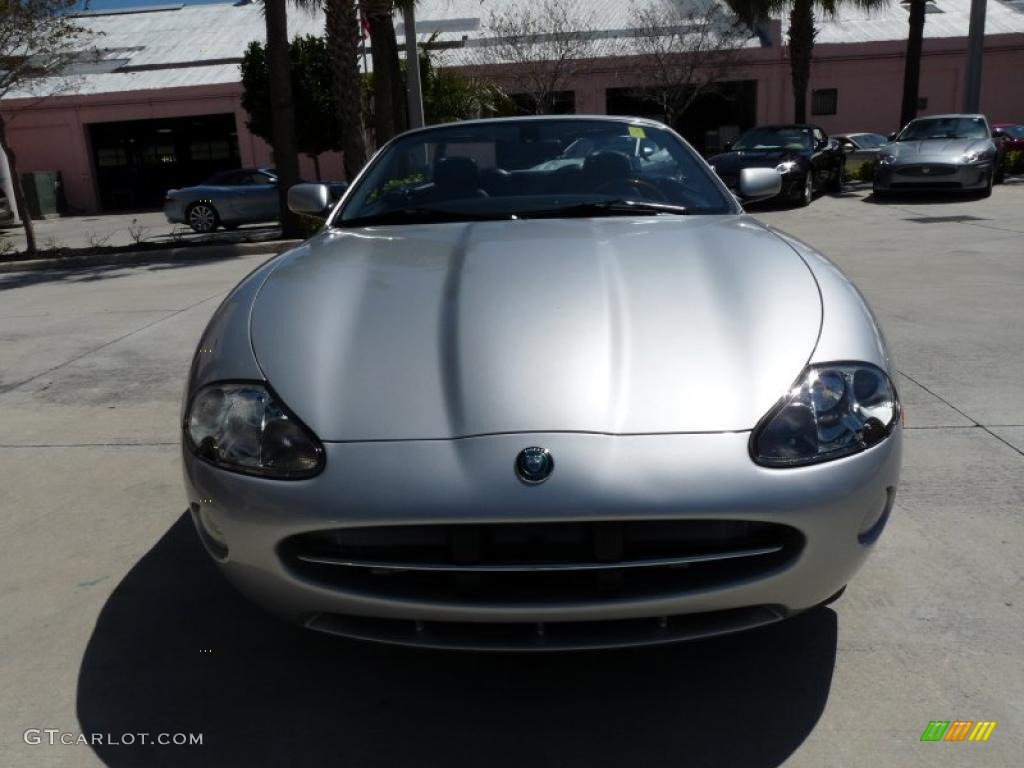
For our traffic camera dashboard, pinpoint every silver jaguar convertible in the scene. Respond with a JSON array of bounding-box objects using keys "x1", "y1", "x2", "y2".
[{"x1": 182, "y1": 116, "x2": 902, "y2": 650}]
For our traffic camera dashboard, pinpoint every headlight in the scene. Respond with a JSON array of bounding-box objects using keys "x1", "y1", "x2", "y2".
[
  {"x1": 185, "y1": 382, "x2": 324, "y2": 478},
  {"x1": 959, "y1": 150, "x2": 988, "y2": 164},
  {"x1": 877, "y1": 154, "x2": 896, "y2": 166},
  {"x1": 775, "y1": 161, "x2": 798, "y2": 173},
  {"x1": 752, "y1": 364, "x2": 899, "y2": 467}
]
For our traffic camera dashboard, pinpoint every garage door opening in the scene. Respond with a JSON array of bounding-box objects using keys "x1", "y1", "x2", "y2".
[{"x1": 88, "y1": 114, "x2": 241, "y2": 211}]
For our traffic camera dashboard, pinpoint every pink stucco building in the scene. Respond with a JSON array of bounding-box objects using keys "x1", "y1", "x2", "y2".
[{"x1": 2, "y1": 0, "x2": 1022, "y2": 215}]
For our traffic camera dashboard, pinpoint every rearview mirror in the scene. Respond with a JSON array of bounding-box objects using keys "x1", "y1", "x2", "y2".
[
  {"x1": 288, "y1": 183, "x2": 331, "y2": 219},
  {"x1": 737, "y1": 167, "x2": 782, "y2": 203}
]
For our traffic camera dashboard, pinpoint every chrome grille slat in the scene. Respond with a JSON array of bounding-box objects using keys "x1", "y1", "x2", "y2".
[
  {"x1": 295, "y1": 545, "x2": 784, "y2": 573},
  {"x1": 280, "y1": 520, "x2": 805, "y2": 604}
]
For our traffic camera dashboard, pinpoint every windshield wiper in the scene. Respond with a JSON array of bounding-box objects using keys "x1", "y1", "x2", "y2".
[
  {"x1": 520, "y1": 199, "x2": 689, "y2": 219},
  {"x1": 338, "y1": 207, "x2": 515, "y2": 228}
]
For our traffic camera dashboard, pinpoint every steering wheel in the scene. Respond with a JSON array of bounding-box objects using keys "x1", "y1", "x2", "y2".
[{"x1": 596, "y1": 177, "x2": 668, "y2": 202}]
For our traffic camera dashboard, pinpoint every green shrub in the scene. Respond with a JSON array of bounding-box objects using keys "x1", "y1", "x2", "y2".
[
  {"x1": 1004, "y1": 150, "x2": 1024, "y2": 175},
  {"x1": 296, "y1": 214, "x2": 324, "y2": 240},
  {"x1": 845, "y1": 160, "x2": 875, "y2": 182}
]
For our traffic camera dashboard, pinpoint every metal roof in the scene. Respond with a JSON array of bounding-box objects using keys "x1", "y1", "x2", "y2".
[
  {"x1": 814, "y1": 0, "x2": 1024, "y2": 43},
  {"x1": 3, "y1": 0, "x2": 1023, "y2": 100}
]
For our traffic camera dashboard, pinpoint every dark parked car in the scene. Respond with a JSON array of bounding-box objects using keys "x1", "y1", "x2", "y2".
[
  {"x1": 834, "y1": 133, "x2": 889, "y2": 175},
  {"x1": 165, "y1": 168, "x2": 348, "y2": 233},
  {"x1": 992, "y1": 123, "x2": 1024, "y2": 152},
  {"x1": 993, "y1": 124, "x2": 1024, "y2": 177},
  {"x1": 708, "y1": 124, "x2": 844, "y2": 206}
]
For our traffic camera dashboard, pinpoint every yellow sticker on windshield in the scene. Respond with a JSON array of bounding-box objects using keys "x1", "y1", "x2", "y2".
[{"x1": 628, "y1": 126, "x2": 646, "y2": 139}]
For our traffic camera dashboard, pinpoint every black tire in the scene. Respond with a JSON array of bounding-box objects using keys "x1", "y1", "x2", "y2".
[
  {"x1": 798, "y1": 171, "x2": 813, "y2": 206},
  {"x1": 977, "y1": 170, "x2": 994, "y2": 198},
  {"x1": 828, "y1": 163, "x2": 843, "y2": 193},
  {"x1": 186, "y1": 202, "x2": 219, "y2": 233}
]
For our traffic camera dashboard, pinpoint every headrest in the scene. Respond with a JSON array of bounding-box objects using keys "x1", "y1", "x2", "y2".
[
  {"x1": 434, "y1": 156, "x2": 480, "y2": 189},
  {"x1": 584, "y1": 151, "x2": 632, "y2": 181}
]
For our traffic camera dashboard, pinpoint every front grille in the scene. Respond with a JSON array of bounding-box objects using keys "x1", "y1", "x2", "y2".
[
  {"x1": 306, "y1": 605, "x2": 789, "y2": 651},
  {"x1": 896, "y1": 164, "x2": 958, "y2": 177},
  {"x1": 280, "y1": 520, "x2": 803, "y2": 604},
  {"x1": 891, "y1": 181, "x2": 962, "y2": 189}
]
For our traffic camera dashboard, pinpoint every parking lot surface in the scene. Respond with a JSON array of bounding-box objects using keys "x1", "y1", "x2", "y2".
[
  {"x1": 1, "y1": 211, "x2": 279, "y2": 253},
  {"x1": 1, "y1": 183, "x2": 1022, "y2": 767}
]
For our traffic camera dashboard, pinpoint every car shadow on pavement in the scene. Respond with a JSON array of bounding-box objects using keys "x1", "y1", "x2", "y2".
[
  {"x1": 77, "y1": 513, "x2": 838, "y2": 768},
  {"x1": 861, "y1": 190, "x2": 989, "y2": 205},
  {"x1": 0, "y1": 255, "x2": 244, "y2": 292}
]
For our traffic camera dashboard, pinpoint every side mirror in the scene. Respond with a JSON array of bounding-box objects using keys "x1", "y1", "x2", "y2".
[
  {"x1": 288, "y1": 183, "x2": 331, "y2": 218},
  {"x1": 723, "y1": 140, "x2": 734, "y2": 151},
  {"x1": 888, "y1": 132, "x2": 898, "y2": 142},
  {"x1": 992, "y1": 129, "x2": 1006, "y2": 139},
  {"x1": 737, "y1": 167, "x2": 782, "y2": 203}
]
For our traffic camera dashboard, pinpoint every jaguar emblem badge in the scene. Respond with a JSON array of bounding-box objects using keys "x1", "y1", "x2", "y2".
[{"x1": 516, "y1": 447, "x2": 554, "y2": 484}]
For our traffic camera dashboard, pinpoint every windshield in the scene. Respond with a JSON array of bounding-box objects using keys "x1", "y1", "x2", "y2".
[
  {"x1": 855, "y1": 134, "x2": 887, "y2": 149},
  {"x1": 898, "y1": 117, "x2": 989, "y2": 141},
  {"x1": 1003, "y1": 125, "x2": 1024, "y2": 139},
  {"x1": 337, "y1": 119, "x2": 732, "y2": 226},
  {"x1": 732, "y1": 127, "x2": 812, "y2": 152}
]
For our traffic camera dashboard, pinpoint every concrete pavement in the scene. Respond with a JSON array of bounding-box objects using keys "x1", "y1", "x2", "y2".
[
  {"x1": 1, "y1": 210, "x2": 280, "y2": 253},
  {"x1": 1, "y1": 182, "x2": 1022, "y2": 767}
]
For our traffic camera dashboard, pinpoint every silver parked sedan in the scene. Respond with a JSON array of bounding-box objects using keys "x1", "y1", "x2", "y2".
[
  {"x1": 873, "y1": 114, "x2": 998, "y2": 197},
  {"x1": 182, "y1": 117, "x2": 902, "y2": 651},
  {"x1": 165, "y1": 168, "x2": 280, "y2": 233}
]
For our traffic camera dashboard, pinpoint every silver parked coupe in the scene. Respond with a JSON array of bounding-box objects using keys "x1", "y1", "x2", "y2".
[
  {"x1": 874, "y1": 114, "x2": 999, "y2": 197},
  {"x1": 165, "y1": 168, "x2": 280, "y2": 233},
  {"x1": 182, "y1": 117, "x2": 902, "y2": 650}
]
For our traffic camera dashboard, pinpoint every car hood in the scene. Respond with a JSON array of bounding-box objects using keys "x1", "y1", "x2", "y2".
[
  {"x1": 884, "y1": 138, "x2": 988, "y2": 161},
  {"x1": 250, "y1": 217, "x2": 821, "y2": 441},
  {"x1": 708, "y1": 150, "x2": 803, "y2": 173}
]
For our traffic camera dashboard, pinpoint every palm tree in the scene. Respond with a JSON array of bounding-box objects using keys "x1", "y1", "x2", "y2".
[
  {"x1": 262, "y1": 0, "x2": 303, "y2": 238},
  {"x1": 324, "y1": 0, "x2": 369, "y2": 178},
  {"x1": 728, "y1": 0, "x2": 887, "y2": 123},
  {"x1": 900, "y1": 0, "x2": 927, "y2": 128},
  {"x1": 365, "y1": 0, "x2": 408, "y2": 144},
  {"x1": 293, "y1": 0, "x2": 369, "y2": 178}
]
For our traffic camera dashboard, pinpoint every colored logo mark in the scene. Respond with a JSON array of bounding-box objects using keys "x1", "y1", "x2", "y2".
[{"x1": 920, "y1": 721, "x2": 997, "y2": 742}]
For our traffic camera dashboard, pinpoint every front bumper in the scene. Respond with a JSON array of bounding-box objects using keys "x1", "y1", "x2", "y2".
[
  {"x1": 874, "y1": 161, "x2": 991, "y2": 191},
  {"x1": 164, "y1": 199, "x2": 186, "y2": 224},
  {"x1": 183, "y1": 429, "x2": 901, "y2": 650}
]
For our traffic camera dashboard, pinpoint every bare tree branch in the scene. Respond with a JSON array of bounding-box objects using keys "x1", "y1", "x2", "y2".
[
  {"x1": 628, "y1": 0, "x2": 749, "y2": 127},
  {"x1": 472, "y1": 0, "x2": 602, "y2": 114},
  {"x1": 0, "y1": 0, "x2": 97, "y2": 253}
]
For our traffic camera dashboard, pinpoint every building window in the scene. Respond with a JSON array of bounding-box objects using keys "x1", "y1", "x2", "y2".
[
  {"x1": 811, "y1": 88, "x2": 838, "y2": 116},
  {"x1": 97, "y1": 147, "x2": 128, "y2": 167},
  {"x1": 190, "y1": 140, "x2": 231, "y2": 161}
]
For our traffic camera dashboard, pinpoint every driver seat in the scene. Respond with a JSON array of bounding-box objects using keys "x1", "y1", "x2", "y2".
[
  {"x1": 430, "y1": 157, "x2": 489, "y2": 201},
  {"x1": 582, "y1": 151, "x2": 634, "y2": 196}
]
